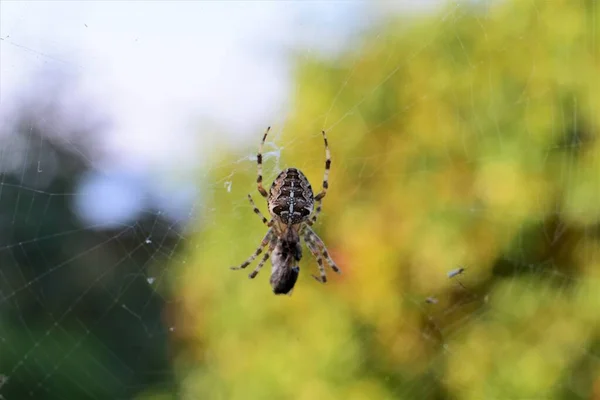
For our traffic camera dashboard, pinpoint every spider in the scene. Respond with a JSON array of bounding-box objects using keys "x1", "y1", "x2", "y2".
[{"x1": 230, "y1": 127, "x2": 341, "y2": 295}]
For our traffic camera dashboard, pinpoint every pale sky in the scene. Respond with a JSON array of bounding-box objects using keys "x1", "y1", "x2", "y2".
[
  {"x1": 0, "y1": 1, "x2": 434, "y2": 227},
  {"x1": 0, "y1": 1, "x2": 366, "y2": 168}
]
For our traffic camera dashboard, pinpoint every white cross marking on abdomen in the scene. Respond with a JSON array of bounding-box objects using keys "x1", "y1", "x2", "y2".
[{"x1": 288, "y1": 181, "x2": 295, "y2": 224}]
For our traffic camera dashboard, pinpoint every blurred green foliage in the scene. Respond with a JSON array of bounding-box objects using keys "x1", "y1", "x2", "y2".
[
  {"x1": 0, "y1": 84, "x2": 177, "y2": 399},
  {"x1": 179, "y1": 1, "x2": 600, "y2": 399}
]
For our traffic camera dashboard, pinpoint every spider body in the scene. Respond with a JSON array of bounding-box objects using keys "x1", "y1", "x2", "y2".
[
  {"x1": 231, "y1": 127, "x2": 341, "y2": 295},
  {"x1": 268, "y1": 167, "x2": 314, "y2": 226}
]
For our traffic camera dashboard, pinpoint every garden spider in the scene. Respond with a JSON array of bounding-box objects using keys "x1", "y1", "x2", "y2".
[{"x1": 230, "y1": 127, "x2": 341, "y2": 295}]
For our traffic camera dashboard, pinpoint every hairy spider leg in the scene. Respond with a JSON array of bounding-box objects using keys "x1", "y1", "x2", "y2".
[
  {"x1": 305, "y1": 226, "x2": 341, "y2": 274},
  {"x1": 304, "y1": 236, "x2": 327, "y2": 283},
  {"x1": 256, "y1": 126, "x2": 271, "y2": 198},
  {"x1": 248, "y1": 237, "x2": 277, "y2": 279},
  {"x1": 247, "y1": 193, "x2": 273, "y2": 227},
  {"x1": 309, "y1": 130, "x2": 331, "y2": 225},
  {"x1": 230, "y1": 229, "x2": 273, "y2": 270}
]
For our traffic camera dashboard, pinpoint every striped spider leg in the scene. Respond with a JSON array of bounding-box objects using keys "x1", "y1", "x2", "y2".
[
  {"x1": 230, "y1": 229, "x2": 274, "y2": 274},
  {"x1": 246, "y1": 193, "x2": 273, "y2": 227},
  {"x1": 303, "y1": 226, "x2": 341, "y2": 283},
  {"x1": 307, "y1": 130, "x2": 331, "y2": 226}
]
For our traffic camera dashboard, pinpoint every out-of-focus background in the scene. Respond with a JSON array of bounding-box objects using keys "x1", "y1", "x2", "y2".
[{"x1": 1, "y1": 1, "x2": 599, "y2": 399}]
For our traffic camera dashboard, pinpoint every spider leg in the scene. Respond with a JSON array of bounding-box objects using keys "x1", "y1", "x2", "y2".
[
  {"x1": 248, "y1": 237, "x2": 277, "y2": 279},
  {"x1": 256, "y1": 126, "x2": 270, "y2": 198},
  {"x1": 313, "y1": 130, "x2": 331, "y2": 202},
  {"x1": 247, "y1": 194, "x2": 273, "y2": 227},
  {"x1": 304, "y1": 235, "x2": 327, "y2": 284},
  {"x1": 305, "y1": 226, "x2": 341, "y2": 274},
  {"x1": 307, "y1": 200, "x2": 323, "y2": 226},
  {"x1": 230, "y1": 229, "x2": 272, "y2": 270}
]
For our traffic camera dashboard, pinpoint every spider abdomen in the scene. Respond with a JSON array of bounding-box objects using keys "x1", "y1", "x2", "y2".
[{"x1": 268, "y1": 167, "x2": 314, "y2": 225}]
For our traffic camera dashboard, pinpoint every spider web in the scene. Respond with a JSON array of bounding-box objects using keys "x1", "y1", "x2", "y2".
[{"x1": 1, "y1": 1, "x2": 600, "y2": 399}]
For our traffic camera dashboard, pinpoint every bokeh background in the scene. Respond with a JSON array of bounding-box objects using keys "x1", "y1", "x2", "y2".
[{"x1": 1, "y1": 1, "x2": 600, "y2": 399}]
